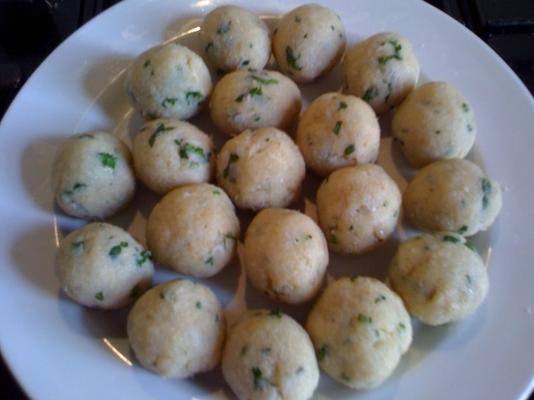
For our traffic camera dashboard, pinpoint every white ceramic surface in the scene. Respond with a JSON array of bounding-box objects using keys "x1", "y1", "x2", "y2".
[{"x1": 0, "y1": 0, "x2": 533, "y2": 399}]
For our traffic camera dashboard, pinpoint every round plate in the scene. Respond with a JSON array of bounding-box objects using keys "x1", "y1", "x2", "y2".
[{"x1": 0, "y1": 0, "x2": 533, "y2": 399}]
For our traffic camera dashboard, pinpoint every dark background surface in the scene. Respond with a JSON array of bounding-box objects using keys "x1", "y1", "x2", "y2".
[{"x1": 0, "y1": 0, "x2": 533, "y2": 398}]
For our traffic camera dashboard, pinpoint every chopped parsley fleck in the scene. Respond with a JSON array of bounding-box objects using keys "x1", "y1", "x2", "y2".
[
  {"x1": 205, "y1": 41, "x2": 214, "y2": 53},
  {"x1": 175, "y1": 140, "x2": 209, "y2": 163},
  {"x1": 378, "y1": 40, "x2": 403, "y2": 65},
  {"x1": 435, "y1": 129, "x2": 441, "y2": 134},
  {"x1": 212, "y1": 189, "x2": 221, "y2": 195},
  {"x1": 464, "y1": 240, "x2": 476, "y2": 252},
  {"x1": 338, "y1": 101, "x2": 348, "y2": 110},
  {"x1": 465, "y1": 274, "x2": 472, "y2": 285},
  {"x1": 330, "y1": 25, "x2": 335, "y2": 31},
  {"x1": 109, "y1": 241, "x2": 128, "y2": 258},
  {"x1": 71, "y1": 240, "x2": 85, "y2": 253},
  {"x1": 95, "y1": 291, "x2": 104, "y2": 301},
  {"x1": 149, "y1": 123, "x2": 174, "y2": 146},
  {"x1": 461, "y1": 103, "x2": 469, "y2": 112},
  {"x1": 374, "y1": 294, "x2": 386, "y2": 303},
  {"x1": 196, "y1": 301, "x2": 202, "y2": 309},
  {"x1": 295, "y1": 15, "x2": 301, "y2": 23},
  {"x1": 467, "y1": 124, "x2": 474, "y2": 132},
  {"x1": 223, "y1": 153, "x2": 239, "y2": 179},
  {"x1": 270, "y1": 309, "x2": 282, "y2": 318},
  {"x1": 252, "y1": 367, "x2": 270, "y2": 390},
  {"x1": 458, "y1": 225, "x2": 468, "y2": 235},
  {"x1": 216, "y1": 21, "x2": 231, "y2": 35},
  {"x1": 304, "y1": 33, "x2": 308, "y2": 39},
  {"x1": 398, "y1": 322, "x2": 406, "y2": 332},
  {"x1": 161, "y1": 97, "x2": 178, "y2": 108},
  {"x1": 136, "y1": 250, "x2": 152, "y2": 266},
  {"x1": 185, "y1": 91, "x2": 203, "y2": 104},
  {"x1": 443, "y1": 235, "x2": 460, "y2": 244},
  {"x1": 344, "y1": 144, "x2": 355, "y2": 156},
  {"x1": 285, "y1": 46, "x2": 302, "y2": 71},
  {"x1": 305, "y1": 234, "x2": 313, "y2": 240},
  {"x1": 357, "y1": 313, "x2": 373, "y2": 323},
  {"x1": 143, "y1": 59, "x2": 151, "y2": 68},
  {"x1": 205, "y1": 256, "x2": 214, "y2": 266},
  {"x1": 333, "y1": 121, "x2": 342, "y2": 135},
  {"x1": 362, "y1": 86, "x2": 379, "y2": 102},
  {"x1": 296, "y1": 366, "x2": 304, "y2": 374},
  {"x1": 250, "y1": 74, "x2": 278, "y2": 85},
  {"x1": 78, "y1": 133, "x2": 94, "y2": 139},
  {"x1": 235, "y1": 86, "x2": 263, "y2": 102},
  {"x1": 98, "y1": 152, "x2": 117, "y2": 170},
  {"x1": 241, "y1": 59, "x2": 250, "y2": 66},
  {"x1": 316, "y1": 345, "x2": 328, "y2": 361},
  {"x1": 254, "y1": 115, "x2": 261, "y2": 122},
  {"x1": 481, "y1": 178, "x2": 492, "y2": 209},
  {"x1": 225, "y1": 232, "x2": 237, "y2": 241}
]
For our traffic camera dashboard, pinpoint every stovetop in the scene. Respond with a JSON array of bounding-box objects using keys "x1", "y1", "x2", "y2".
[{"x1": 0, "y1": 0, "x2": 533, "y2": 398}]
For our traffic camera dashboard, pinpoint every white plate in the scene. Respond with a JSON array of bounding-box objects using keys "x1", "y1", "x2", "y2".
[{"x1": 0, "y1": 0, "x2": 533, "y2": 399}]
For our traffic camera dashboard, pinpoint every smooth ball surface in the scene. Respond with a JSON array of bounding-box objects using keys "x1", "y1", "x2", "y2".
[
  {"x1": 146, "y1": 183, "x2": 240, "y2": 277},
  {"x1": 222, "y1": 310, "x2": 319, "y2": 400},
  {"x1": 127, "y1": 279, "x2": 225, "y2": 378},
  {"x1": 133, "y1": 118, "x2": 215, "y2": 195},
  {"x1": 56, "y1": 222, "x2": 153, "y2": 309},
  {"x1": 273, "y1": 4, "x2": 346, "y2": 83},
  {"x1": 216, "y1": 128, "x2": 305, "y2": 210},
  {"x1": 403, "y1": 159, "x2": 502, "y2": 236},
  {"x1": 388, "y1": 232, "x2": 489, "y2": 325},
  {"x1": 52, "y1": 131, "x2": 135, "y2": 219},
  {"x1": 316, "y1": 164, "x2": 401, "y2": 255},
  {"x1": 392, "y1": 82, "x2": 476, "y2": 168},
  {"x1": 210, "y1": 69, "x2": 301, "y2": 137},
  {"x1": 306, "y1": 277, "x2": 412, "y2": 389},
  {"x1": 243, "y1": 208, "x2": 329, "y2": 304},
  {"x1": 126, "y1": 43, "x2": 212, "y2": 120},
  {"x1": 201, "y1": 5, "x2": 271, "y2": 71},
  {"x1": 344, "y1": 32, "x2": 420, "y2": 114},
  {"x1": 296, "y1": 92, "x2": 380, "y2": 176}
]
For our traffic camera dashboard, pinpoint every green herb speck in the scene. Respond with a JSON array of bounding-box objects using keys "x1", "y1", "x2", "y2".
[
  {"x1": 196, "y1": 301, "x2": 202, "y2": 309},
  {"x1": 443, "y1": 235, "x2": 460, "y2": 244},
  {"x1": 344, "y1": 144, "x2": 355, "y2": 156},
  {"x1": 285, "y1": 46, "x2": 302, "y2": 71},
  {"x1": 270, "y1": 309, "x2": 282, "y2": 318},
  {"x1": 333, "y1": 121, "x2": 342, "y2": 135},
  {"x1": 143, "y1": 59, "x2": 151, "y2": 68},
  {"x1": 185, "y1": 91, "x2": 203, "y2": 104},
  {"x1": 458, "y1": 225, "x2": 468, "y2": 235},
  {"x1": 205, "y1": 42, "x2": 214, "y2": 53},
  {"x1": 205, "y1": 256, "x2": 214, "y2": 266},
  {"x1": 362, "y1": 86, "x2": 379, "y2": 102},
  {"x1": 461, "y1": 103, "x2": 469, "y2": 112},
  {"x1": 250, "y1": 74, "x2": 278, "y2": 85},
  {"x1": 464, "y1": 240, "x2": 476, "y2": 252},
  {"x1": 317, "y1": 345, "x2": 328, "y2": 361},
  {"x1": 465, "y1": 274, "x2": 472, "y2": 285},
  {"x1": 374, "y1": 294, "x2": 386, "y2": 303},
  {"x1": 481, "y1": 178, "x2": 492, "y2": 209},
  {"x1": 136, "y1": 249, "x2": 152, "y2": 266},
  {"x1": 98, "y1": 152, "x2": 117, "y2": 170},
  {"x1": 295, "y1": 15, "x2": 301, "y2": 23},
  {"x1": 216, "y1": 21, "x2": 231, "y2": 35},
  {"x1": 161, "y1": 97, "x2": 178, "y2": 108},
  {"x1": 149, "y1": 123, "x2": 174, "y2": 146},
  {"x1": 378, "y1": 40, "x2": 402, "y2": 65},
  {"x1": 223, "y1": 153, "x2": 239, "y2": 179},
  {"x1": 338, "y1": 101, "x2": 347, "y2": 110},
  {"x1": 71, "y1": 240, "x2": 85, "y2": 253},
  {"x1": 109, "y1": 241, "x2": 128, "y2": 258},
  {"x1": 358, "y1": 313, "x2": 373, "y2": 323},
  {"x1": 95, "y1": 291, "x2": 104, "y2": 301}
]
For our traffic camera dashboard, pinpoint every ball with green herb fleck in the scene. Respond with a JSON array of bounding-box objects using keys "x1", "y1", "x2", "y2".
[
  {"x1": 306, "y1": 276, "x2": 412, "y2": 389},
  {"x1": 146, "y1": 183, "x2": 240, "y2": 277},
  {"x1": 392, "y1": 82, "x2": 477, "y2": 167},
  {"x1": 272, "y1": 3, "x2": 346, "y2": 83},
  {"x1": 216, "y1": 127, "x2": 305, "y2": 210},
  {"x1": 126, "y1": 42, "x2": 212, "y2": 120},
  {"x1": 244, "y1": 208, "x2": 328, "y2": 304},
  {"x1": 132, "y1": 118, "x2": 215, "y2": 195},
  {"x1": 200, "y1": 5, "x2": 271, "y2": 72},
  {"x1": 316, "y1": 164, "x2": 401, "y2": 255},
  {"x1": 222, "y1": 309, "x2": 319, "y2": 400},
  {"x1": 52, "y1": 131, "x2": 135, "y2": 219},
  {"x1": 56, "y1": 222, "x2": 153, "y2": 309},
  {"x1": 127, "y1": 279, "x2": 225, "y2": 378},
  {"x1": 296, "y1": 92, "x2": 380, "y2": 177},
  {"x1": 403, "y1": 159, "x2": 502, "y2": 236},
  {"x1": 389, "y1": 232, "x2": 489, "y2": 325},
  {"x1": 209, "y1": 69, "x2": 301, "y2": 137},
  {"x1": 343, "y1": 32, "x2": 420, "y2": 114}
]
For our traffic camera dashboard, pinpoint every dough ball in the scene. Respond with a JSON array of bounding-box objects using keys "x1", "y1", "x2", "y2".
[
  {"x1": 306, "y1": 277, "x2": 412, "y2": 389},
  {"x1": 201, "y1": 5, "x2": 271, "y2": 71},
  {"x1": 133, "y1": 118, "x2": 215, "y2": 195},
  {"x1": 273, "y1": 4, "x2": 346, "y2": 83},
  {"x1": 243, "y1": 208, "x2": 329, "y2": 304},
  {"x1": 127, "y1": 279, "x2": 225, "y2": 378},
  {"x1": 216, "y1": 127, "x2": 305, "y2": 210},
  {"x1": 343, "y1": 32, "x2": 420, "y2": 114},
  {"x1": 388, "y1": 232, "x2": 489, "y2": 326},
  {"x1": 210, "y1": 69, "x2": 301, "y2": 136},
  {"x1": 222, "y1": 309, "x2": 319, "y2": 400},
  {"x1": 296, "y1": 92, "x2": 380, "y2": 176},
  {"x1": 126, "y1": 42, "x2": 212, "y2": 120},
  {"x1": 392, "y1": 82, "x2": 476, "y2": 168},
  {"x1": 146, "y1": 183, "x2": 240, "y2": 277},
  {"x1": 316, "y1": 164, "x2": 401, "y2": 255},
  {"x1": 56, "y1": 222, "x2": 154, "y2": 309},
  {"x1": 52, "y1": 131, "x2": 135, "y2": 219},
  {"x1": 403, "y1": 159, "x2": 503, "y2": 236}
]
